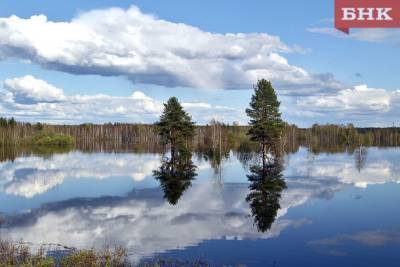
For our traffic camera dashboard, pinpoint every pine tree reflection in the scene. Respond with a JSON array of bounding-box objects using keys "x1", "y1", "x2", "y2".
[
  {"x1": 246, "y1": 157, "x2": 286, "y2": 232},
  {"x1": 153, "y1": 147, "x2": 197, "y2": 205}
]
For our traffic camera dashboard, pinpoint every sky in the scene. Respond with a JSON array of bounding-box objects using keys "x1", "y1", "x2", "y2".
[{"x1": 0, "y1": 0, "x2": 399, "y2": 127}]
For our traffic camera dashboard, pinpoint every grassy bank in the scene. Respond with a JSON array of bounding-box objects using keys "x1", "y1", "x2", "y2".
[
  {"x1": 0, "y1": 240, "x2": 126, "y2": 267},
  {"x1": 0, "y1": 240, "x2": 215, "y2": 267}
]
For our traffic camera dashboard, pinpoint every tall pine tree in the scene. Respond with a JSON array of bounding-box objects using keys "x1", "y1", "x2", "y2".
[
  {"x1": 246, "y1": 79, "x2": 285, "y2": 167},
  {"x1": 155, "y1": 97, "x2": 195, "y2": 156}
]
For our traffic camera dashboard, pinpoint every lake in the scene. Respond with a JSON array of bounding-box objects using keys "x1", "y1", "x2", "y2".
[{"x1": 0, "y1": 146, "x2": 399, "y2": 266}]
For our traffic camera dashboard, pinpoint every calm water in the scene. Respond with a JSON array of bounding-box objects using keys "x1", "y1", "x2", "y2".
[{"x1": 0, "y1": 147, "x2": 399, "y2": 266}]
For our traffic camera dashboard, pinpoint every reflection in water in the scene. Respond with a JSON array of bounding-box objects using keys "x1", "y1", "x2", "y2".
[
  {"x1": 0, "y1": 152, "x2": 161, "y2": 199},
  {"x1": 0, "y1": 145, "x2": 73, "y2": 163},
  {"x1": 1, "y1": 146, "x2": 400, "y2": 265},
  {"x1": 355, "y1": 146, "x2": 368, "y2": 172},
  {"x1": 0, "y1": 147, "x2": 399, "y2": 202},
  {"x1": 309, "y1": 230, "x2": 400, "y2": 247},
  {"x1": 197, "y1": 146, "x2": 230, "y2": 189},
  {"x1": 246, "y1": 160, "x2": 286, "y2": 232},
  {"x1": 236, "y1": 141, "x2": 260, "y2": 170},
  {"x1": 306, "y1": 147, "x2": 316, "y2": 178},
  {"x1": 1, "y1": 182, "x2": 309, "y2": 264},
  {"x1": 153, "y1": 147, "x2": 197, "y2": 205}
]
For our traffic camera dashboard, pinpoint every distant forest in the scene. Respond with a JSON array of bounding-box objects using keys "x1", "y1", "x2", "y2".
[{"x1": 1, "y1": 117, "x2": 400, "y2": 151}]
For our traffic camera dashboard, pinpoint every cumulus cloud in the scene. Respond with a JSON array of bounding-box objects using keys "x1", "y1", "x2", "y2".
[
  {"x1": 0, "y1": 6, "x2": 341, "y2": 94},
  {"x1": 296, "y1": 85, "x2": 392, "y2": 112},
  {"x1": 2, "y1": 75, "x2": 399, "y2": 126},
  {"x1": 4, "y1": 75, "x2": 65, "y2": 104},
  {"x1": 0, "y1": 75, "x2": 245, "y2": 124},
  {"x1": 290, "y1": 85, "x2": 400, "y2": 124}
]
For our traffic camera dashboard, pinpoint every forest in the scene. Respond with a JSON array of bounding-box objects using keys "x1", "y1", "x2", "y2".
[{"x1": 1, "y1": 117, "x2": 399, "y2": 150}]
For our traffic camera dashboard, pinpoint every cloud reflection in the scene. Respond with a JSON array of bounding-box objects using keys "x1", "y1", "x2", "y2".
[
  {"x1": 309, "y1": 230, "x2": 400, "y2": 246},
  {"x1": 285, "y1": 148, "x2": 400, "y2": 188},
  {"x1": 1, "y1": 182, "x2": 309, "y2": 263},
  {"x1": 0, "y1": 147, "x2": 399, "y2": 263},
  {"x1": 0, "y1": 152, "x2": 161, "y2": 198}
]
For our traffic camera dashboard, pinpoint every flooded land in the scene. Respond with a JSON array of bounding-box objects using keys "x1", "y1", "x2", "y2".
[{"x1": 0, "y1": 144, "x2": 399, "y2": 266}]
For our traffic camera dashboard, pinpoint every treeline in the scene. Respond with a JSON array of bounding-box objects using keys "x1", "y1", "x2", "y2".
[
  {"x1": 0, "y1": 117, "x2": 16, "y2": 127},
  {"x1": 293, "y1": 123, "x2": 400, "y2": 147},
  {"x1": 0, "y1": 118, "x2": 74, "y2": 146},
  {"x1": 1, "y1": 117, "x2": 400, "y2": 149}
]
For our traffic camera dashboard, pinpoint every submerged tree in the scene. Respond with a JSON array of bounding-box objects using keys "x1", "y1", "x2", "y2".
[
  {"x1": 246, "y1": 79, "x2": 285, "y2": 167},
  {"x1": 153, "y1": 147, "x2": 197, "y2": 205},
  {"x1": 154, "y1": 97, "x2": 197, "y2": 205},
  {"x1": 155, "y1": 97, "x2": 195, "y2": 156},
  {"x1": 245, "y1": 79, "x2": 287, "y2": 232},
  {"x1": 246, "y1": 159, "x2": 286, "y2": 232}
]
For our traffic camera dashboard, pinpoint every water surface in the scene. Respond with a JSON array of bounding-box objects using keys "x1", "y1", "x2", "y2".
[{"x1": 0, "y1": 147, "x2": 399, "y2": 266}]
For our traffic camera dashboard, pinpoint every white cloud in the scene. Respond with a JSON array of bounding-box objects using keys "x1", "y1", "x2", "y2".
[
  {"x1": 0, "y1": 6, "x2": 341, "y2": 94},
  {"x1": 1, "y1": 76, "x2": 399, "y2": 126},
  {"x1": 290, "y1": 85, "x2": 400, "y2": 124},
  {"x1": 297, "y1": 85, "x2": 392, "y2": 111},
  {"x1": 0, "y1": 75, "x2": 245, "y2": 124},
  {"x1": 4, "y1": 75, "x2": 65, "y2": 104}
]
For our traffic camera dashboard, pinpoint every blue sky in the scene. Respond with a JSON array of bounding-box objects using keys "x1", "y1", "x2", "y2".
[{"x1": 0, "y1": 0, "x2": 399, "y2": 126}]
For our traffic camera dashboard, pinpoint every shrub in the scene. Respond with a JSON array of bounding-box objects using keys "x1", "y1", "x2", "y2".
[
  {"x1": 0, "y1": 240, "x2": 55, "y2": 266},
  {"x1": 60, "y1": 247, "x2": 127, "y2": 267},
  {"x1": 30, "y1": 131, "x2": 75, "y2": 146}
]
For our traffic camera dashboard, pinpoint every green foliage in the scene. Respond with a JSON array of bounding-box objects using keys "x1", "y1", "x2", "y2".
[
  {"x1": 30, "y1": 131, "x2": 75, "y2": 146},
  {"x1": 0, "y1": 117, "x2": 17, "y2": 128},
  {"x1": 246, "y1": 79, "x2": 285, "y2": 147},
  {"x1": 59, "y1": 247, "x2": 126, "y2": 267},
  {"x1": 34, "y1": 123, "x2": 44, "y2": 131},
  {"x1": 0, "y1": 118, "x2": 7, "y2": 128},
  {"x1": 155, "y1": 97, "x2": 195, "y2": 147},
  {"x1": 7, "y1": 118, "x2": 16, "y2": 127}
]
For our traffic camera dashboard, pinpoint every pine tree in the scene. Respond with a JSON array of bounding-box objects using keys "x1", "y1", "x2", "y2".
[
  {"x1": 246, "y1": 79, "x2": 285, "y2": 167},
  {"x1": 8, "y1": 117, "x2": 17, "y2": 127},
  {"x1": 0, "y1": 117, "x2": 7, "y2": 127},
  {"x1": 155, "y1": 97, "x2": 195, "y2": 156}
]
